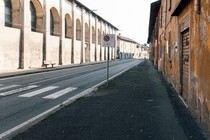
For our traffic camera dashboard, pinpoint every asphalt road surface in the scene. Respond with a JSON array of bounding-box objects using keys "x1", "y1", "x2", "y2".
[
  {"x1": 0, "y1": 59, "x2": 142, "y2": 139},
  {"x1": 11, "y1": 60, "x2": 209, "y2": 140}
]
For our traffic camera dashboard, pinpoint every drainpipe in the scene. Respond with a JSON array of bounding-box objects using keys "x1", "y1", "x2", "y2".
[
  {"x1": 194, "y1": 0, "x2": 200, "y2": 14},
  {"x1": 19, "y1": 0, "x2": 24, "y2": 69}
]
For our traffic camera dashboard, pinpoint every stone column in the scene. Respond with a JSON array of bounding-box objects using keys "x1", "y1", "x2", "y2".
[
  {"x1": 59, "y1": 0, "x2": 63, "y2": 65},
  {"x1": 71, "y1": 0, "x2": 75, "y2": 64},
  {"x1": 81, "y1": 7, "x2": 85, "y2": 64},
  {"x1": 18, "y1": 0, "x2": 24, "y2": 69}
]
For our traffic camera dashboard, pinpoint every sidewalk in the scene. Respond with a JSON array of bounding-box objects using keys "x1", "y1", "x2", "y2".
[{"x1": 12, "y1": 60, "x2": 208, "y2": 140}]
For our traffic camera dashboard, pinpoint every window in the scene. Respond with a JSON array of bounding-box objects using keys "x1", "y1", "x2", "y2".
[
  {"x1": 92, "y1": 26, "x2": 96, "y2": 43},
  {"x1": 50, "y1": 11, "x2": 54, "y2": 35},
  {"x1": 76, "y1": 19, "x2": 81, "y2": 40},
  {"x1": 98, "y1": 29, "x2": 101, "y2": 45},
  {"x1": 168, "y1": 31, "x2": 172, "y2": 59},
  {"x1": 50, "y1": 8, "x2": 60, "y2": 36},
  {"x1": 160, "y1": 40, "x2": 162, "y2": 59},
  {"x1": 168, "y1": 0, "x2": 172, "y2": 11},
  {"x1": 4, "y1": 0, "x2": 12, "y2": 27},
  {"x1": 65, "y1": 14, "x2": 72, "y2": 38},
  {"x1": 65, "y1": 18, "x2": 67, "y2": 38},
  {"x1": 30, "y1": 1, "x2": 36, "y2": 32},
  {"x1": 159, "y1": 6, "x2": 163, "y2": 28},
  {"x1": 85, "y1": 23, "x2": 89, "y2": 42}
]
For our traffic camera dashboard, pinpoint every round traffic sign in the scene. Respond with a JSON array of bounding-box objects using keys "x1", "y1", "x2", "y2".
[{"x1": 103, "y1": 35, "x2": 110, "y2": 42}]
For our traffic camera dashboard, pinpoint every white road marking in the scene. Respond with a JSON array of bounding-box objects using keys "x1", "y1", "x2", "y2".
[
  {"x1": 0, "y1": 85, "x2": 39, "y2": 96},
  {"x1": 0, "y1": 85, "x2": 20, "y2": 91},
  {"x1": 19, "y1": 86, "x2": 58, "y2": 97},
  {"x1": 43, "y1": 87, "x2": 77, "y2": 99},
  {"x1": 0, "y1": 84, "x2": 3, "y2": 86},
  {"x1": 0, "y1": 61, "x2": 143, "y2": 140}
]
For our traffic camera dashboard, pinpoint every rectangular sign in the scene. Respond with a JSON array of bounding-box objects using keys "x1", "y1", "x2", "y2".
[{"x1": 102, "y1": 34, "x2": 115, "y2": 47}]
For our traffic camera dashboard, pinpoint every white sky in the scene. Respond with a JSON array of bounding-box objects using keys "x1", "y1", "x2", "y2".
[{"x1": 78, "y1": 0, "x2": 157, "y2": 44}]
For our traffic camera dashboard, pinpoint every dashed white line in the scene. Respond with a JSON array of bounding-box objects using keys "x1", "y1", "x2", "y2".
[
  {"x1": 43, "y1": 87, "x2": 77, "y2": 99},
  {"x1": 0, "y1": 85, "x2": 39, "y2": 96},
  {"x1": 19, "y1": 86, "x2": 58, "y2": 97}
]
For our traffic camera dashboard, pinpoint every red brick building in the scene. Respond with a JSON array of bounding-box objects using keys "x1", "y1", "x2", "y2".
[{"x1": 148, "y1": 0, "x2": 210, "y2": 132}]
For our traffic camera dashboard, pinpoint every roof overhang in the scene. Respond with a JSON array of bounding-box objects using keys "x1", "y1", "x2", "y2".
[
  {"x1": 74, "y1": 0, "x2": 119, "y2": 30},
  {"x1": 147, "y1": 1, "x2": 161, "y2": 43},
  {"x1": 172, "y1": 0, "x2": 190, "y2": 16}
]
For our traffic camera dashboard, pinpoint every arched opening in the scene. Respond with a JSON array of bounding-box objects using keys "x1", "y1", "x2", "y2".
[
  {"x1": 30, "y1": 0, "x2": 43, "y2": 32},
  {"x1": 98, "y1": 29, "x2": 101, "y2": 45},
  {"x1": 30, "y1": 1, "x2": 36, "y2": 31},
  {"x1": 65, "y1": 14, "x2": 72, "y2": 38},
  {"x1": 50, "y1": 7, "x2": 60, "y2": 36},
  {"x1": 103, "y1": 31, "x2": 106, "y2": 60},
  {"x1": 85, "y1": 23, "x2": 90, "y2": 62},
  {"x1": 85, "y1": 23, "x2": 89, "y2": 42},
  {"x1": 4, "y1": 0, "x2": 12, "y2": 27},
  {"x1": 11, "y1": 0, "x2": 20, "y2": 28},
  {"x1": 98, "y1": 29, "x2": 102, "y2": 61},
  {"x1": 76, "y1": 19, "x2": 81, "y2": 40},
  {"x1": 92, "y1": 26, "x2": 96, "y2": 43}
]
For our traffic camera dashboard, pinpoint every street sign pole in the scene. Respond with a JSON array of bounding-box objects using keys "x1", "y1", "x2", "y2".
[
  {"x1": 102, "y1": 34, "x2": 115, "y2": 87},
  {"x1": 107, "y1": 46, "x2": 110, "y2": 86}
]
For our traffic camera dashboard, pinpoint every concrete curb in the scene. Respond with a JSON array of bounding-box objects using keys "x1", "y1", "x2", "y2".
[{"x1": 0, "y1": 60, "x2": 141, "y2": 140}]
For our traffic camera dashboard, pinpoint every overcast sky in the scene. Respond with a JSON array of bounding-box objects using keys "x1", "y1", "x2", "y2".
[{"x1": 78, "y1": 0, "x2": 157, "y2": 44}]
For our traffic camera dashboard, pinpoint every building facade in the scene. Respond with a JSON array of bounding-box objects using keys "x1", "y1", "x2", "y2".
[
  {"x1": 148, "y1": 0, "x2": 210, "y2": 132},
  {"x1": 0, "y1": 0, "x2": 118, "y2": 71},
  {"x1": 117, "y1": 35, "x2": 148, "y2": 60}
]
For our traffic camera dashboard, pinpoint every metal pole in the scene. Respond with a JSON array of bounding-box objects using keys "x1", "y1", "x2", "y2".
[{"x1": 107, "y1": 46, "x2": 110, "y2": 86}]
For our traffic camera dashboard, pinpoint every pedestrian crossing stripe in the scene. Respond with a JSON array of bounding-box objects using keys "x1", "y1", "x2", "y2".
[
  {"x1": 0, "y1": 85, "x2": 20, "y2": 91},
  {"x1": 43, "y1": 87, "x2": 77, "y2": 99},
  {"x1": 0, "y1": 85, "x2": 79, "y2": 99},
  {"x1": 19, "y1": 86, "x2": 58, "y2": 97},
  {"x1": 0, "y1": 85, "x2": 39, "y2": 96}
]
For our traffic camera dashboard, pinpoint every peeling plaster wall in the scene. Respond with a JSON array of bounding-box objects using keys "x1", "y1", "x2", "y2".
[
  {"x1": 0, "y1": 27, "x2": 20, "y2": 71},
  {"x1": 157, "y1": 0, "x2": 210, "y2": 132},
  {"x1": 0, "y1": 0, "x2": 118, "y2": 71}
]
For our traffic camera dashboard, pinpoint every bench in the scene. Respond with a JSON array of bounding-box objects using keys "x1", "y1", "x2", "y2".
[{"x1": 44, "y1": 61, "x2": 56, "y2": 68}]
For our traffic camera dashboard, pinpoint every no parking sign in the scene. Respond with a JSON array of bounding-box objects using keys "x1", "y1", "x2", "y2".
[{"x1": 102, "y1": 34, "x2": 115, "y2": 47}]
